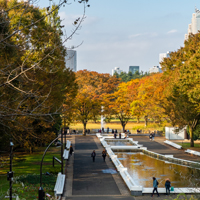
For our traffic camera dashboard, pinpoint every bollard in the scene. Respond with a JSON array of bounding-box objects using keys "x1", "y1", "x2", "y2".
[{"x1": 38, "y1": 187, "x2": 45, "y2": 200}]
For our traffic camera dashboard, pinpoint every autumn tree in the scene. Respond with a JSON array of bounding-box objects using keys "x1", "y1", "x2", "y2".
[
  {"x1": 69, "y1": 70, "x2": 120, "y2": 136},
  {"x1": 106, "y1": 81, "x2": 133, "y2": 132}
]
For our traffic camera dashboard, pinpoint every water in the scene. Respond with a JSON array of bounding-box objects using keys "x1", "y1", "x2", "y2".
[
  {"x1": 106, "y1": 141, "x2": 133, "y2": 146},
  {"x1": 116, "y1": 152, "x2": 200, "y2": 187}
]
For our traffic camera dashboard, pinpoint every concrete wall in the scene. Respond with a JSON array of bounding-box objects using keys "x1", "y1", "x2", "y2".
[{"x1": 165, "y1": 127, "x2": 186, "y2": 140}]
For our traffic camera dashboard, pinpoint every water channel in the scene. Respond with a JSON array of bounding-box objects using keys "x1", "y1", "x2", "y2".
[
  {"x1": 116, "y1": 152, "x2": 200, "y2": 188},
  {"x1": 106, "y1": 140, "x2": 134, "y2": 146}
]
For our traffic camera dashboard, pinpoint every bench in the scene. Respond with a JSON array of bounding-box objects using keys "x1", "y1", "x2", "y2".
[
  {"x1": 54, "y1": 172, "x2": 65, "y2": 197},
  {"x1": 185, "y1": 149, "x2": 200, "y2": 156},
  {"x1": 66, "y1": 140, "x2": 71, "y2": 149},
  {"x1": 164, "y1": 140, "x2": 182, "y2": 149},
  {"x1": 63, "y1": 149, "x2": 69, "y2": 160}
]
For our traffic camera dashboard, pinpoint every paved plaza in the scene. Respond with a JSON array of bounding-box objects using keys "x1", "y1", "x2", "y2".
[{"x1": 62, "y1": 135, "x2": 200, "y2": 200}]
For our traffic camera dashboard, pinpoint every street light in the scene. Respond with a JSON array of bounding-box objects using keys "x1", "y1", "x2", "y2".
[
  {"x1": 39, "y1": 136, "x2": 60, "y2": 200},
  {"x1": 7, "y1": 139, "x2": 14, "y2": 200}
]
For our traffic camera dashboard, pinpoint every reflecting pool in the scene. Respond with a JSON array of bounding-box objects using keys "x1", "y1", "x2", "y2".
[
  {"x1": 116, "y1": 152, "x2": 200, "y2": 187},
  {"x1": 106, "y1": 141, "x2": 134, "y2": 146}
]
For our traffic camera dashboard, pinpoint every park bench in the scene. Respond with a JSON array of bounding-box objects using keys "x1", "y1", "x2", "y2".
[
  {"x1": 54, "y1": 172, "x2": 65, "y2": 197},
  {"x1": 63, "y1": 149, "x2": 69, "y2": 160},
  {"x1": 66, "y1": 140, "x2": 71, "y2": 149},
  {"x1": 164, "y1": 140, "x2": 182, "y2": 149},
  {"x1": 185, "y1": 149, "x2": 200, "y2": 156}
]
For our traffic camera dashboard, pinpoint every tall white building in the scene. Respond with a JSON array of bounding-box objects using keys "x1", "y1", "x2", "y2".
[
  {"x1": 149, "y1": 66, "x2": 162, "y2": 74},
  {"x1": 65, "y1": 49, "x2": 77, "y2": 72},
  {"x1": 112, "y1": 67, "x2": 123, "y2": 75},
  {"x1": 159, "y1": 51, "x2": 171, "y2": 67},
  {"x1": 185, "y1": 8, "x2": 200, "y2": 40}
]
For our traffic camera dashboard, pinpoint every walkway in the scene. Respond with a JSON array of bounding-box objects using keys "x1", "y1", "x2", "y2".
[
  {"x1": 132, "y1": 135, "x2": 200, "y2": 162},
  {"x1": 62, "y1": 135, "x2": 198, "y2": 200}
]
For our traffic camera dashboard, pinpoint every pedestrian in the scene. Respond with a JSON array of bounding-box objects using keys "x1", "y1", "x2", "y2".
[
  {"x1": 149, "y1": 133, "x2": 152, "y2": 140},
  {"x1": 107, "y1": 127, "x2": 109, "y2": 133},
  {"x1": 114, "y1": 132, "x2": 116, "y2": 139},
  {"x1": 119, "y1": 132, "x2": 121, "y2": 139},
  {"x1": 151, "y1": 177, "x2": 159, "y2": 197},
  {"x1": 152, "y1": 132, "x2": 154, "y2": 141},
  {"x1": 165, "y1": 178, "x2": 171, "y2": 195},
  {"x1": 69, "y1": 144, "x2": 74, "y2": 156},
  {"x1": 102, "y1": 149, "x2": 107, "y2": 162},
  {"x1": 91, "y1": 150, "x2": 96, "y2": 162}
]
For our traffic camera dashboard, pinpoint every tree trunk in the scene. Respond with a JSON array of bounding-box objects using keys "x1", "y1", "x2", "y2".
[
  {"x1": 83, "y1": 123, "x2": 87, "y2": 136},
  {"x1": 144, "y1": 116, "x2": 148, "y2": 127},
  {"x1": 137, "y1": 117, "x2": 140, "y2": 123},
  {"x1": 122, "y1": 124, "x2": 126, "y2": 133},
  {"x1": 189, "y1": 126, "x2": 194, "y2": 147}
]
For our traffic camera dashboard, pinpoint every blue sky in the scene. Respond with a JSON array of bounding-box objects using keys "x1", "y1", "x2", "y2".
[{"x1": 37, "y1": 0, "x2": 200, "y2": 74}]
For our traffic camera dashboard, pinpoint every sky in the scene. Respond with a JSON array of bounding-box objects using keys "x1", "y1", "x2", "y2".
[{"x1": 36, "y1": 0, "x2": 200, "y2": 74}]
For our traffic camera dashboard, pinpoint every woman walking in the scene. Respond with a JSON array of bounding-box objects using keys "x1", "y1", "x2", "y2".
[{"x1": 102, "y1": 149, "x2": 107, "y2": 162}]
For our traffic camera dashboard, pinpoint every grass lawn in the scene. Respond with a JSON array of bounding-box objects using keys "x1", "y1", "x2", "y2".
[
  {"x1": 0, "y1": 146, "x2": 63, "y2": 199},
  {"x1": 176, "y1": 142, "x2": 200, "y2": 149},
  {"x1": 69, "y1": 121, "x2": 166, "y2": 133}
]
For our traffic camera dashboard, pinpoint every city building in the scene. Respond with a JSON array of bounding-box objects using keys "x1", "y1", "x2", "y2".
[
  {"x1": 65, "y1": 49, "x2": 77, "y2": 72},
  {"x1": 149, "y1": 66, "x2": 162, "y2": 74},
  {"x1": 129, "y1": 66, "x2": 139, "y2": 74},
  {"x1": 159, "y1": 51, "x2": 171, "y2": 67},
  {"x1": 112, "y1": 67, "x2": 123, "y2": 75},
  {"x1": 185, "y1": 7, "x2": 200, "y2": 40}
]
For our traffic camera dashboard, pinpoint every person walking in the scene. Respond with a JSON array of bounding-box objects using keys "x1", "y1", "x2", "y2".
[
  {"x1": 102, "y1": 149, "x2": 107, "y2": 162},
  {"x1": 91, "y1": 150, "x2": 96, "y2": 162},
  {"x1": 69, "y1": 144, "x2": 74, "y2": 156},
  {"x1": 149, "y1": 133, "x2": 152, "y2": 141},
  {"x1": 119, "y1": 132, "x2": 121, "y2": 139},
  {"x1": 165, "y1": 178, "x2": 171, "y2": 195},
  {"x1": 152, "y1": 132, "x2": 155, "y2": 141},
  {"x1": 151, "y1": 177, "x2": 159, "y2": 197}
]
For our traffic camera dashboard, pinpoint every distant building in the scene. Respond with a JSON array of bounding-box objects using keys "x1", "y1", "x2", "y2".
[
  {"x1": 149, "y1": 66, "x2": 162, "y2": 74},
  {"x1": 159, "y1": 51, "x2": 171, "y2": 67},
  {"x1": 129, "y1": 66, "x2": 139, "y2": 74},
  {"x1": 185, "y1": 8, "x2": 200, "y2": 40},
  {"x1": 65, "y1": 49, "x2": 77, "y2": 72},
  {"x1": 112, "y1": 67, "x2": 123, "y2": 76}
]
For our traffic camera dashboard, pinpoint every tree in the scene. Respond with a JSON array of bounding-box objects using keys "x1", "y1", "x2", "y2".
[
  {"x1": 0, "y1": 0, "x2": 88, "y2": 149},
  {"x1": 161, "y1": 32, "x2": 200, "y2": 147},
  {"x1": 70, "y1": 70, "x2": 120, "y2": 135},
  {"x1": 106, "y1": 81, "x2": 133, "y2": 132}
]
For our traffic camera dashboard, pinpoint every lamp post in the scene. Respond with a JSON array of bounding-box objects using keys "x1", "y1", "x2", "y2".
[
  {"x1": 8, "y1": 139, "x2": 14, "y2": 200},
  {"x1": 39, "y1": 136, "x2": 60, "y2": 200}
]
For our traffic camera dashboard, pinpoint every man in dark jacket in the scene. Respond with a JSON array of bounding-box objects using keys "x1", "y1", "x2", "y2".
[
  {"x1": 91, "y1": 150, "x2": 96, "y2": 162},
  {"x1": 165, "y1": 178, "x2": 171, "y2": 195}
]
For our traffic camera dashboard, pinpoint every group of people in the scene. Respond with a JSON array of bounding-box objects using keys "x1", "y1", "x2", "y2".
[
  {"x1": 91, "y1": 149, "x2": 107, "y2": 162},
  {"x1": 151, "y1": 177, "x2": 172, "y2": 197}
]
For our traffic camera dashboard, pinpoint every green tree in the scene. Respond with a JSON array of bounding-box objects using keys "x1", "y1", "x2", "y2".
[{"x1": 161, "y1": 33, "x2": 200, "y2": 147}]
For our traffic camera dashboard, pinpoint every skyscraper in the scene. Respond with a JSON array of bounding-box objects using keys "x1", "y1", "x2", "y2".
[
  {"x1": 112, "y1": 67, "x2": 123, "y2": 75},
  {"x1": 129, "y1": 66, "x2": 139, "y2": 74},
  {"x1": 185, "y1": 8, "x2": 200, "y2": 40},
  {"x1": 149, "y1": 66, "x2": 162, "y2": 74},
  {"x1": 159, "y1": 51, "x2": 171, "y2": 67},
  {"x1": 65, "y1": 49, "x2": 77, "y2": 72}
]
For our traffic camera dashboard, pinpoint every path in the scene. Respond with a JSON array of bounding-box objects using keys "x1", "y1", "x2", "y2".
[{"x1": 62, "y1": 135, "x2": 199, "y2": 200}]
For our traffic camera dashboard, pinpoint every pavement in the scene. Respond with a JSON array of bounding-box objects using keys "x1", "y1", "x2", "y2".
[{"x1": 62, "y1": 135, "x2": 200, "y2": 200}]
